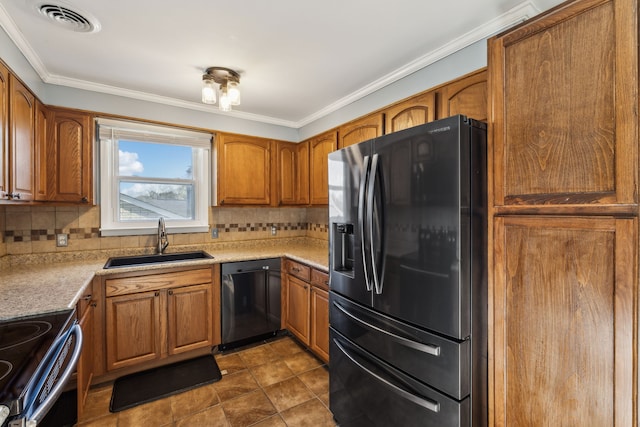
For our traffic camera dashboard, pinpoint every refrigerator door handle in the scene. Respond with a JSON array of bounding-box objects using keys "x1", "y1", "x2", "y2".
[
  {"x1": 367, "y1": 153, "x2": 383, "y2": 294},
  {"x1": 333, "y1": 300, "x2": 441, "y2": 356},
  {"x1": 359, "y1": 155, "x2": 372, "y2": 291},
  {"x1": 333, "y1": 337, "x2": 441, "y2": 414}
]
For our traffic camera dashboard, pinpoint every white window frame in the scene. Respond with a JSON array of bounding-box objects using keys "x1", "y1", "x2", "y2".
[{"x1": 98, "y1": 118, "x2": 212, "y2": 236}]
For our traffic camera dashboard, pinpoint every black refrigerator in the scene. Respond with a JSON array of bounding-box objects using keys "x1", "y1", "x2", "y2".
[{"x1": 328, "y1": 115, "x2": 487, "y2": 427}]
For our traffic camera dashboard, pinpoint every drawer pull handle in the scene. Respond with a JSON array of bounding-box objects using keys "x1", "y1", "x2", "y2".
[{"x1": 333, "y1": 301, "x2": 441, "y2": 356}]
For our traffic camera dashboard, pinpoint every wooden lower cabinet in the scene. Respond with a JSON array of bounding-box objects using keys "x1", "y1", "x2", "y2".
[
  {"x1": 76, "y1": 280, "x2": 97, "y2": 419},
  {"x1": 492, "y1": 216, "x2": 636, "y2": 426},
  {"x1": 104, "y1": 267, "x2": 216, "y2": 372},
  {"x1": 310, "y1": 286, "x2": 329, "y2": 362},
  {"x1": 285, "y1": 275, "x2": 311, "y2": 344},
  {"x1": 167, "y1": 283, "x2": 213, "y2": 355},
  {"x1": 283, "y1": 259, "x2": 329, "y2": 362}
]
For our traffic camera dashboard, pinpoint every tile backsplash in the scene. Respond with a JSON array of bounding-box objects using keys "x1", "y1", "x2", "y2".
[{"x1": 0, "y1": 205, "x2": 328, "y2": 256}]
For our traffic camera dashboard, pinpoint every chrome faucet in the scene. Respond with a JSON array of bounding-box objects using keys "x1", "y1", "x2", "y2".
[{"x1": 157, "y1": 217, "x2": 169, "y2": 254}]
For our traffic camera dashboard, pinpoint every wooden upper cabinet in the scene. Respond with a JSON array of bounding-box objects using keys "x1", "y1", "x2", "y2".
[
  {"x1": 437, "y1": 68, "x2": 487, "y2": 122},
  {"x1": 217, "y1": 133, "x2": 273, "y2": 205},
  {"x1": 9, "y1": 74, "x2": 35, "y2": 201},
  {"x1": 489, "y1": 0, "x2": 636, "y2": 209},
  {"x1": 338, "y1": 113, "x2": 383, "y2": 149},
  {"x1": 47, "y1": 108, "x2": 93, "y2": 203},
  {"x1": 277, "y1": 140, "x2": 309, "y2": 205},
  {"x1": 309, "y1": 130, "x2": 337, "y2": 205},
  {"x1": 492, "y1": 215, "x2": 635, "y2": 426},
  {"x1": 0, "y1": 63, "x2": 8, "y2": 200},
  {"x1": 384, "y1": 91, "x2": 435, "y2": 134},
  {"x1": 34, "y1": 101, "x2": 49, "y2": 201}
]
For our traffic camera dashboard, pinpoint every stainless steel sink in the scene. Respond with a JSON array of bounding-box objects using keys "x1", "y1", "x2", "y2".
[{"x1": 103, "y1": 250, "x2": 214, "y2": 269}]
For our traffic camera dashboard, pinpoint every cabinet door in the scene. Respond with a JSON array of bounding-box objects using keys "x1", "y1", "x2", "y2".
[
  {"x1": 217, "y1": 133, "x2": 273, "y2": 205},
  {"x1": 437, "y1": 69, "x2": 487, "y2": 121},
  {"x1": 492, "y1": 216, "x2": 635, "y2": 426},
  {"x1": 106, "y1": 291, "x2": 162, "y2": 370},
  {"x1": 338, "y1": 113, "x2": 383, "y2": 149},
  {"x1": 49, "y1": 108, "x2": 92, "y2": 203},
  {"x1": 285, "y1": 275, "x2": 310, "y2": 345},
  {"x1": 384, "y1": 91, "x2": 435, "y2": 134},
  {"x1": 277, "y1": 140, "x2": 309, "y2": 205},
  {"x1": 167, "y1": 283, "x2": 213, "y2": 355},
  {"x1": 309, "y1": 131, "x2": 337, "y2": 205},
  {"x1": 77, "y1": 299, "x2": 94, "y2": 418},
  {"x1": 34, "y1": 101, "x2": 48, "y2": 201},
  {"x1": 310, "y1": 286, "x2": 329, "y2": 363},
  {"x1": 9, "y1": 75, "x2": 35, "y2": 201},
  {"x1": 0, "y1": 63, "x2": 8, "y2": 199},
  {"x1": 489, "y1": 0, "x2": 636, "y2": 208}
]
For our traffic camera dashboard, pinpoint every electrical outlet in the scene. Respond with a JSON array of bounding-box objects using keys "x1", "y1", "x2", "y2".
[
  {"x1": 56, "y1": 233, "x2": 68, "y2": 247},
  {"x1": 211, "y1": 228, "x2": 219, "y2": 238},
  {"x1": 271, "y1": 226, "x2": 277, "y2": 236}
]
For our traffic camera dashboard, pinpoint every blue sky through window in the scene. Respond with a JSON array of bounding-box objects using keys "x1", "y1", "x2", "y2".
[{"x1": 118, "y1": 140, "x2": 193, "y2": 179}]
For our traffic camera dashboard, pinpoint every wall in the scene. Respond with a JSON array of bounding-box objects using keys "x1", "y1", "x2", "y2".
[{"x1": 0, "y1": 204, "x2": 328, "y2": 256}]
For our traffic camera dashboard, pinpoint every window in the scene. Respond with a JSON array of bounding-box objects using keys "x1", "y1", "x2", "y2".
[{"x1": 98, "y1": 118, "x2": 212, "y2": 236}]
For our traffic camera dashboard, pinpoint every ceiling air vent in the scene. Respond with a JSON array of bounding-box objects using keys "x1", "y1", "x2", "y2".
[{"x1": 35, "y1": 2, "x2": 100, "y2": 33}]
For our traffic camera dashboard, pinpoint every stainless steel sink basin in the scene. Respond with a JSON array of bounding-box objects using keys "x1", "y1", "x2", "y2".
[{"x1": 103, "y1": 250, "x2": 214, "y2": 269}]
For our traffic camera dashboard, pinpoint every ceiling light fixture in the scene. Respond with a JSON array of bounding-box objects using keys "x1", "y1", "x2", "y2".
[{"x1": 202, "y1": 67, "x2": 241, "y2": 111}]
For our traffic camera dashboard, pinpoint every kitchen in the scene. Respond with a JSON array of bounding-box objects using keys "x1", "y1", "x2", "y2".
[{"x1": 0, "y1": 0, "x2": 637, "y2": 426}]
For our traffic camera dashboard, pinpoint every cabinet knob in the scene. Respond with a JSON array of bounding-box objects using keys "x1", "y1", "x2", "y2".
[
  {"x1": 82, "y1": 294, "x2": 92, "y2": 301},
  {"x1": 168, "y1": 290, "x2": 174, "y2": 295},
  {"x1": 9, "y1": 193, "x2": 20, "y2": 200},
  {"x1": 81, "y1": 196, "x2": 88, "y2": 203},
  {"x1": 155, "y1": 291, "x2": 160, "y2": 297},
  {"x1": 220, "y1": 199, "x2": 225, "y2": 205}
]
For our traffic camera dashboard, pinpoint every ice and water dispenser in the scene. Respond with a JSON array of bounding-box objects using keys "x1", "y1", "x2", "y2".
[{"x1": 332, "y1": 223, "x2": 354, "y2": 276}]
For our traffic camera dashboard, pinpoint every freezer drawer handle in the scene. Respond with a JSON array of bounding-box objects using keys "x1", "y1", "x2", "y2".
[
  {"x1": 333, "y1": 301, "x2": 441, "y2": 357},
  {"x1": 333, "y1": 338, "x2": 440, "y2": 413}
]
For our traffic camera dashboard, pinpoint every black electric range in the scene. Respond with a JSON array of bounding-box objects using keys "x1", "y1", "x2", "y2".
[{"x1": 0, "y1": 310, "x2": 80, "y2": 427}]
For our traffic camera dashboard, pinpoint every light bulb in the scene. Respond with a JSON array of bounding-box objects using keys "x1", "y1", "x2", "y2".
[
  {"x1": 228, "y1": 81, "x2": 241, "y2": 105},
  {"x1": 219, "y1": 85, "x2": 232, "y2": 111},
  {"x1": 201, "y1": 78, "x2": 216, "y2": 104}
]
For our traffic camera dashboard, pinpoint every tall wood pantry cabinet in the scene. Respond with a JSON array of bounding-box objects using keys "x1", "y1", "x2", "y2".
[{"x1": 488, "y1": 0, "x2": 637, "y2": 425}]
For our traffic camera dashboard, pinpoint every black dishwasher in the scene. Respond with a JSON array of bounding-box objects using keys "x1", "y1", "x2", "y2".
[{"x1": 220, "y1": 258, "x2": 281, "y2": 350}]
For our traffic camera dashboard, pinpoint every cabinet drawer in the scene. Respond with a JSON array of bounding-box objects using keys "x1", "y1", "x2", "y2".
[
  {"x1": 105, "y1": 268, "x2": 212, "y2": 297},
  {"x1": 311, "y1": 268, "x2": 329, "y2": 290},
  {"x1": 286, "y1": 260, "x2": 311, "y2": 281}
]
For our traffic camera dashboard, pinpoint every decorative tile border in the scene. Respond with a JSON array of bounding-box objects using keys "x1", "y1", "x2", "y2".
[
  {"x1": 3, "y1": 223, "x2": 328, "y2": 243},
  {"x1": 5, "y1": 228, "x2": 100, "y2": 243}
]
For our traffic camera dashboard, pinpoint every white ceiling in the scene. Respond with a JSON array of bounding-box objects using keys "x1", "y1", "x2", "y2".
[{"x1": 0, "y1": 0, "x2": 564, "y2": 128}]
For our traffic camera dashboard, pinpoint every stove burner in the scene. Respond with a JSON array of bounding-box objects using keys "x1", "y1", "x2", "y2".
[
  {"x1": 0, "y1": 360, "x2": 12, "y2": 382},
  {"x1": 0, "y1": 321, "x2": 52, "y2": 351}
]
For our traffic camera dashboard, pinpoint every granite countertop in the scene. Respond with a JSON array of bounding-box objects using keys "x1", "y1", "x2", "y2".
[{"x1": 0, "y1": 238, "x2": 328, "y2": 321}]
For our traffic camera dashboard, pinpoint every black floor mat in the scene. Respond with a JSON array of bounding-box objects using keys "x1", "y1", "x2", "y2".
[{"x1": 110, "y1": 355, "x2": 222, "y2": 412}]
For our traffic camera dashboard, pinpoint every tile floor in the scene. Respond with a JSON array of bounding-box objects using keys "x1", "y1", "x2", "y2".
[{"x1": 77, "y1": 336, "x2": 337, "y2": 427}]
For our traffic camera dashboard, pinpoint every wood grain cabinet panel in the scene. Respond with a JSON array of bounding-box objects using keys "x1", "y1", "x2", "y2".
[
  {"x1": 384, "y1": 91, "x2": 435, "y2": 134},
  {"x1": 338, "y1": 113, "x2": 383, "y2": 149},
  {"x1": 277, "y1": 140, "x2": 309, "y2": 205},
  {"x1": 167, "y1": 283, "x2": 213, "y2": 355},
  {"x1": 47, "y1": 108, "x2": 93, "y2": 203},
  {"x1": 437, "y1": 69, "x2": 487, "y2": 122},
  {"x1": 492, "y1": 216, "x2": 635, "y2": 426},
  {"x1": 489, "y1": 0, "x2": 636, "y2": 208},
  {"x1": 8, "y1": 74, "x2": 35, "y2": 201},
  {"x1": 285, "y1": 274, "x2": 310, "y2": 345},
  {"x1": 0, "y1": 63, "x2": 7, "y2": 199},
  {"x1": 106, "y1": 290, "x2": 162, "y2": 370},
  {"x1": 309, "y1": 130, "x2": 336, "y2": 205},
  {"x1": 217, "y1": 133, "x2": 273, "y2": 205},
  {"x1": 310, "y1": 286, "x2": 329, "y2": 362},
  {"x1": 34, "y1": 101, "x2": 48, "y2": 201}
]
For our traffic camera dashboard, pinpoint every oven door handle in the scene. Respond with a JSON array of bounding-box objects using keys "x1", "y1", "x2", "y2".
[{"x1": 23, "y1": 323, "x2": 83, "y2": 425}]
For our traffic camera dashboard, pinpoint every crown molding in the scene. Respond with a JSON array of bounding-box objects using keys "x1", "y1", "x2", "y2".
[{"x1": 0, "y1": 1, "x2": 541, "y2": 130}]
